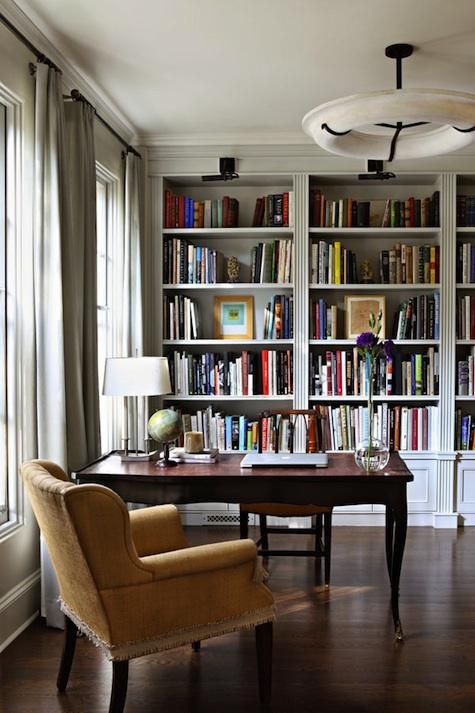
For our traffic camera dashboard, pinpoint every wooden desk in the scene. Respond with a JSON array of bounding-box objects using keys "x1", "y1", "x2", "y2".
[{"x1": 74, "y1": 451, "x2": 413, "y2": 641}]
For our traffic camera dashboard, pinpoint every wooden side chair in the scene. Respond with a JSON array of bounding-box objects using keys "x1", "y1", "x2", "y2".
[
  {"x1": 240, "y1": 408, "x2": 333, "y2": 586},
  {"x1": 21, "y1": 460, "x2": 275, "y2": 713}
]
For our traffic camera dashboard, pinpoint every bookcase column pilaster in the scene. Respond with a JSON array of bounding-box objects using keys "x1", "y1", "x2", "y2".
[
  {"x1": 293, "y1": 174, "x2": 309, "y2": 450},
  {"x1": 434, "y1": 172, "x2": 458, "y2": 527}
]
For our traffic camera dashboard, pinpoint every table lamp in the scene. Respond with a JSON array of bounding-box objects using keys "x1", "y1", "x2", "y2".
[{"x1": 102, "y1": 356, "x2": 171, "y2": 461}]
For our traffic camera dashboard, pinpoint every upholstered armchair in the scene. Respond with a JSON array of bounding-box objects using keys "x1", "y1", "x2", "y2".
[{"x1": 21, "y1": 460, "x2": 275, "y2": 713}]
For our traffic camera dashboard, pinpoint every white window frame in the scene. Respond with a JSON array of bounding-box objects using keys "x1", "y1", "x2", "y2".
[
  {"x1": 96, "y1": 162, "x2": 121, "y2": 453},
  {"x1": 0, "y1": 82, "x2": 22, "y2": 537}
]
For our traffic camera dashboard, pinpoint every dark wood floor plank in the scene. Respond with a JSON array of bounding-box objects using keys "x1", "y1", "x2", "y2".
[{"x1": 1, "y1": 526, "x2": 475, "y2": 712}]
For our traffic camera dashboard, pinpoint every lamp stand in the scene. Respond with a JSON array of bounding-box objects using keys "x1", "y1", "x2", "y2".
[
  {"x1": 120, "y1": 394, "x2": 160, "y2": 462},
  {"x1": 157, "y1": 442, "x2": 177, "y2": 468}
]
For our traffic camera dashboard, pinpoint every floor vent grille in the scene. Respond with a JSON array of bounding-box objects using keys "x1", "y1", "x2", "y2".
[{"x1": 202, "y1": 513, "x2": 241, "y2": 525}]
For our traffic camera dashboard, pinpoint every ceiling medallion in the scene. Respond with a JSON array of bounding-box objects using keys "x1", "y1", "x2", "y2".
[{"x1": 302, "y1": 43, "x2": 475, "y2": 161}]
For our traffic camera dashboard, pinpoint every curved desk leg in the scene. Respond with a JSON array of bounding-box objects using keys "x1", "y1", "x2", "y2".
[
  {"x1": 386, "y1": 501, "x2": 408, "y2": 642},
  {"x1": 385, "y1": 506, "x2": 395, "y2": 582}
]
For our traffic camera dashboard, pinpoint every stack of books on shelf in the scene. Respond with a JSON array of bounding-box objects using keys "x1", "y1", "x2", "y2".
[
  {"x1": 310, "y1": 240, "x2": 358, "y2": 284},
  {"x1": 169, "y1": 349, "x2": 293, "y2": 397},
  {"x1": 456, "y1": 195, "x2": 475, "y2": 227},
  {"x1": 163, "y1": 238, "x2": 224, "y2": 284},
  {"x1": 309, "y1": 188, "x2": 440, "y2": 228},
  {"x1": 391, "y1": 295, "x2": 440, "y2": 340},
  {"x1": 310, "y1": 299, "x2": 337, "y2": 340},
  {"x1": 163, "y1": 191, "x2": 239, "y2": 228},
  {"x1": 318, "y1": 403, "x2": 438, "y2": 452},
  {"x1": 456, "y1": 242, "x2": 475, "y2": 283},
  {"x1": 310, "y1": 347, "x2": 439, "y2": 397},
  {"x1": 163, "y1": 295, "x2": 200, "y2": 340},
  {"x1": 457, "y1": 347, "x2": 475, "y2": 395},
  {"x1": 455, "y1": 410, "x2": 475, "y2": 450},
  {"x1": 252, "y1": 192, "x2": 294, "y2": 227},
  {"x1": 378, "y1": 243, "x2": 440, "y2": 284},
  {"x1": 263, "y1": 295, "x2": 293, "y2": 339},
  {"x1": 250, "y1": 239, "x2": 293, "y2": 283},
  {"x1": 456, "y1": 296, "x2": 475, "y2": 339}
]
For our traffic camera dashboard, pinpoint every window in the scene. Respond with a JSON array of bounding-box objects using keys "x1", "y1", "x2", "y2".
[
  {"x1": 0, "y1": 102, "x2": 7, "y2": 525},
  {"x1": 96, "y1": 164, "x2": 120, "y2": 453}
]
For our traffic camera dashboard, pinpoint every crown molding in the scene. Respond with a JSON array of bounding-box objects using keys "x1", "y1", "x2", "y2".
[
  {"x1": 135, "y1": 131, "x2": 315, "y2": 148},
  {"x1": 0, "y1": 0, "x2": 136, "y2": 145}
]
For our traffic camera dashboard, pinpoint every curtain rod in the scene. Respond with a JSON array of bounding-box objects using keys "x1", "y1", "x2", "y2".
[{"x1": 0, "y1": 11, "x2": 141, "y2": 159}]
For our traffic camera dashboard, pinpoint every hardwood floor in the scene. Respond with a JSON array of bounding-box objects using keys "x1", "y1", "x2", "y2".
[{"x1": 2, "y1": 526, "x2": 475, "y2": 713}]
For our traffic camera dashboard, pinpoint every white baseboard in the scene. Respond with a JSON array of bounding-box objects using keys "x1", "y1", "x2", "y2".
[
  {"x1": 433, "y1": 513, "x2": 459, "y2": 529},
  {"x1": 0, "y1": 568, "x2": 41, "y2": 653},
  {"x1": 0, "y1": 611, "x2": 39, "y2": 654}
]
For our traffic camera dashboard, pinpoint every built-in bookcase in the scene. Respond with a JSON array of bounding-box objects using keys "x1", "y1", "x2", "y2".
[{"x1": 153, "y1": 167, "x2": 475, "y2": 527}]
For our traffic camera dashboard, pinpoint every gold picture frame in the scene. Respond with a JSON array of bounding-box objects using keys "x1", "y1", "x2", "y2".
[
  {"x1": 214, "y1": 295, "x2": 254, "y2": 339},
  {"x1": 344, "y1": 294, "x2": 386, "y2": 339}
]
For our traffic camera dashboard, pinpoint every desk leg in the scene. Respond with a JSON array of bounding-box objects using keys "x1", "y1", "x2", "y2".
[{"x1": 387, "y1": 502, "x2": 408, "y2": 642}]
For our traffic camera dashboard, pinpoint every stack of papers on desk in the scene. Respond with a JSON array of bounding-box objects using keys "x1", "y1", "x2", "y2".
[{"x1": 169, "y1": 447, "x2": 219, "y2": 464}]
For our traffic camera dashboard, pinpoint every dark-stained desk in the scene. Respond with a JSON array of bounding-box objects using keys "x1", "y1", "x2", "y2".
[{"x1": 74, "y1": 451, "x2": 413, "y2": 641}]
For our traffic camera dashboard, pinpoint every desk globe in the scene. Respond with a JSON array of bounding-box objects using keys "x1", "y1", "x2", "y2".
[{"x1": 148, "y1": 409, "x2": 182, "y2": 466}]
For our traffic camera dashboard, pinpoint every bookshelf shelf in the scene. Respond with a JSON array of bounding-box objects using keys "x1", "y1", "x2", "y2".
[
  {"x1": 163, "y1": 227, "x2": 294, "y2": 237},
  {"x1": 309, "y1": 227, "x2": 439, "y2": 237},
  {"x1": 163, "y1": 283, "x2": 293, "y2": 290},
  {"x1": 163, "y1": 339, "x2": 293, "y2": 347},
  {"x1": 309, "y1": 283, "x2": 440, "y2": 291}
]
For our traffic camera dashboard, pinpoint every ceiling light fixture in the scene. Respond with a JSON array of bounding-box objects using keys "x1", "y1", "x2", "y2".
[{"x1": 302, "y1": 43, "x2": 475, "y2": 161}]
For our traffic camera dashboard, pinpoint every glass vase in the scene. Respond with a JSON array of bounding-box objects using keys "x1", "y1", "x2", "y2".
[{"x1": 354, "y1": 437, "x2": 390, "y2": 472}]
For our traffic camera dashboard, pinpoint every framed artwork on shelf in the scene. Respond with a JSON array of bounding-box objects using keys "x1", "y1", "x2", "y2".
[
  {"x1": 214, "y1": 295, "x2": 254, "y2": 339},
  {"x1": 344, "y1": 294, "x2": 386, "y2": 339}
]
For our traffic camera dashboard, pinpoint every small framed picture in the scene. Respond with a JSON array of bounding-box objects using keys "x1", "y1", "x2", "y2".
[
  {"x1": 214, "y1": 295, "x2": 254, "y2": 339},
  {"x1": 344, "y1": 294, "x2": 386, "y2": 339}
]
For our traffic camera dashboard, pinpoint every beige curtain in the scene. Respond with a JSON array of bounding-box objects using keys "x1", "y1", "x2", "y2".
[{"x1": 33, "y1": 63, "x2": 100, "y2": 625}]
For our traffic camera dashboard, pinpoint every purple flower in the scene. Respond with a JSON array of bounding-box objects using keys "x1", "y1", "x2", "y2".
[
  {"x1": 383, "y1": 339, "x2": 394, "y2": 360},
  {"x1": 356, "y1": 332, "x2": 378, "y2": 350}
]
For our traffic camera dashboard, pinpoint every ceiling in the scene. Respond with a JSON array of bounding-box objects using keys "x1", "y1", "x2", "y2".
[{"x1": 12, "y1": 0, "x2": 475, "y2": 144}]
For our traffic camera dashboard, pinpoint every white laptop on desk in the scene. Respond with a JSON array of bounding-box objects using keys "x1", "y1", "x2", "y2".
[{"x1": 240, "y1": 452, "x2": 328, "y2": 468}]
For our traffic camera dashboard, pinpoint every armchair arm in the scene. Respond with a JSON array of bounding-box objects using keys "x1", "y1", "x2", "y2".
[
  {"x1": 140, "y1": 538, "x2": 258, "y2": 581},
  {"x1": 129, "y1": 505, "x2": 189, "y2": 556}
]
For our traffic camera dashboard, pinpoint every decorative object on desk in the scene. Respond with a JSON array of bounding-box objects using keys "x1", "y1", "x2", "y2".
[
  {"x1": 359, "y1": 260, "x2": 374, "y2": 284},
  {"x1": 214, "y1": 295, "x2": 254, "y2": 339},
  {"x1": 302, "y1": 43, "x2": 475, "y2": 161},
  {"x1": 354, "y1": 311, "x2": 393, "y2": 472},
  {"x1": 148, "y1": 408, "x2": 182, "y2": 467},
  {"x1": 226, "y1": 255, "x2": 240, "y2": 283},
  {"x1": 345, "y1": 294, "x2": 386, "y2": 339},
  {"x1": 170, "y1": 447, "x2": 219, "y2": 464},
  {"x1": 184, "y1": 431, "x2": 204, "y2": 453},
  {"x1": 102, "y1": 356, "x2": 171, "y2": 462}
]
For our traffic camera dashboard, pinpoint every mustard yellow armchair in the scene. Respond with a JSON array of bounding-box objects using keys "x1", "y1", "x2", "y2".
[{"x1": 21, "y1": 460, "x2": 275, "y2": 713}]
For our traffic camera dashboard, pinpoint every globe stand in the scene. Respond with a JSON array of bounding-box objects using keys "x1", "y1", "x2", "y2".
[{"x1": 157, "y1": 442, "x2": 178, "y2": 468}]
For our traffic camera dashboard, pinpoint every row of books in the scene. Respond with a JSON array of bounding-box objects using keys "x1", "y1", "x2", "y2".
[
  {"x1": 310, "y1": 240, "x2": 358, "y2": 284},
  {"x1": 251, "y1": 192, "x2": 294, "y2": 227},
  {"x1": 456, "y1": 242, "x2": 475, "y2": 283},
  {"x1": 309, "y1": 189, "x2": 440, "y2": 228},
  {"x1": 310, "y1": 299, "x2": 338, "y2": 340},
  {"x1": 263, "y1": 295, "x2": 293, "y2": 339},
  {"x1": 391, "y1": 294, "x2": 440, "y2": 340},
  {"x1": 457, "y1": 295, "x2": 475, "y2": 340},
  {"x1": 457, "y1": 347, "x2": 475, "y2": 396},
  {"x1": 173, "y1": 404, "x2": 437, "y2": 453},
  {"x1": 456, "y1": 195, "x2": 475, "y2": 227},
  {"x1": 169, "y1": 349, "x2": 293, "y2": 396},
  {"x1": 163, "y1": 295, "x2": 200, "y2": 340},
  {"x1": 250, "y1": 239, "x2": 293, "y2": 283},
  {"x1": 163, "y1": 238, "x2": 224, "y2": 284},
  {"x1": 309, "y1": 348, "x2": 439, "y2": 397},
  {"x1": 455, "y1": 410, "x2": 475, "y2": 450},
  {"x1": 164, "y1": 191, "x2": 239, "y2": 229},
  {"x1": 318, "y1": 404, "x2": 438, "y2": 452},
  {"x1": 378, "y1": 243, "x2": 440, "y2": 284}
]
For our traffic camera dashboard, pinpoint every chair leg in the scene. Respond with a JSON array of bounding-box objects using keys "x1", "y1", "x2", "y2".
[
  {"x1": 259, "y1": 514, "x2": 269, "y2": 552},
  {"x1": 323, "y1": 511, "x2": 333, "y2": 587},
  {"x1": 313, "y1": 513, "x2": 323, "y2": 556},
  {"x1": 109, "y1": 660, "x2": 129, "y2": 713},
  {"x1": 255, "y1": 622, "x2": 273, "y2": 706},
  {"x1": 240, "y1": 510, "x2": 249, "y2": 539},
  {"x1": 56, "y1": 615, "x2": 78, "y2": 692},
  {"x1": 192, "y1": 641, "x2": 201, "y2": 652}
]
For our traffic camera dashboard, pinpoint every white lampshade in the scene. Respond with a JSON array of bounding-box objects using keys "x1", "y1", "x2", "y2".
[{"x1": 102, "y1": 357, "x2": 171, "y2": 397}]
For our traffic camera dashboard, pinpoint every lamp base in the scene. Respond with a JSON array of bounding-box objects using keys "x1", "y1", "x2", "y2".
[{"x1": 120, "y1": 450, "x2": 160, "y2": 462}]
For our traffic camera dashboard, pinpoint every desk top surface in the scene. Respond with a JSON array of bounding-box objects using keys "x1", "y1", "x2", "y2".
[{"x1": 75, "y1": 451, "x2": 413, "y2": 483}]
